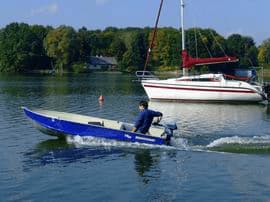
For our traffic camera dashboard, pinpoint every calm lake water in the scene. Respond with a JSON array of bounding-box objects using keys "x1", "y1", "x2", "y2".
[{"x1": 1, "y1": 73, "x2": 270, "y2": 201}]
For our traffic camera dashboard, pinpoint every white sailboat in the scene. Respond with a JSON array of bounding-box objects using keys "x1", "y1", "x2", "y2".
[{"x1": 141, "y1": 0, "x2": 267, "y2": 103}]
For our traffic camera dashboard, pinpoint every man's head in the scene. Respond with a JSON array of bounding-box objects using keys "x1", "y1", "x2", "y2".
[{"x1": 139, "y1": 100, "x2": 148, "y2": 111}]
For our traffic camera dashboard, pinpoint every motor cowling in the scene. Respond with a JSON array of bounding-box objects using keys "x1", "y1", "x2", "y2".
[
  {"x1": 152, "y1": 122, "x2": 178, "y2": 145},
  {"x1": 263, "y1": 82, "x2": 270, "y2": 100},
  {"x1": 164, "y1": 123, "x2": 177, "y2": 141}
]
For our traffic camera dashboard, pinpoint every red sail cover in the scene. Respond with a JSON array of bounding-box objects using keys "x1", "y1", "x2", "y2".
[{"x1": 181, "y1": 50, "x2": 238, "y2": 69}]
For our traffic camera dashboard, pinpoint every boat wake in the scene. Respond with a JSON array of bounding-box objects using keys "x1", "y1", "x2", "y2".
[
  {"x1": 66, "y1": 135, "x2": 190, "y2": 151},
  {"x1": 66, "y1": 135, "x2": 270, "y2": 154},
  {"x1": 206, "y1": 135, "x2": 270, "y2": 154},
  {"x1": 66, "y1": 135, "x2": 167, "y2": 149}
]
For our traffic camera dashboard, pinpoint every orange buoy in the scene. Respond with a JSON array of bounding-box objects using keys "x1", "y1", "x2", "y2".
[{"x1": 98, "y1": 95, "x2": 104, "y2": 102}]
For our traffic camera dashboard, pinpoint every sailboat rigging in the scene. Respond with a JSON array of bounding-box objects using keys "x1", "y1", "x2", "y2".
[
  {"x1": 134, "y1": 0, "x2": 164, "y2": 82},
  {"x1": 143, "y1": 0, "x2": 164, "y2": 72}
]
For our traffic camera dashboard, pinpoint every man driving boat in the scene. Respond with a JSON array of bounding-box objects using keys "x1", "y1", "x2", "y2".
[{"x1": 121, "y1": 100, "x2": 163, "y2": 134}]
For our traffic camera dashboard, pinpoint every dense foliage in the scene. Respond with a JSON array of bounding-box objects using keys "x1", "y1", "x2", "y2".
[
  {"x1": 44, "y1": 26, "x2": 80, "y2": 73},
  {"x1": 258, "y1": 38, "x2": 270, "y2": 69},
  {"x1": 0, "y1": 22, "x2": 267, "y2": 73},
  {"x1": 0, "y1": 23, "x2": 51, "y2": 72}
]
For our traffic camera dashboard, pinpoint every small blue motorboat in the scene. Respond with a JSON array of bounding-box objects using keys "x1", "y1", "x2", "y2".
[{"x1": 22, "y1": 107, "x2": 177, "y2": 146}]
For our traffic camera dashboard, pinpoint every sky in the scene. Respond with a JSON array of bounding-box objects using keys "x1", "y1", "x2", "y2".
[{"x1": 0, "y1": 0, "x2": 269, "y2": 45}]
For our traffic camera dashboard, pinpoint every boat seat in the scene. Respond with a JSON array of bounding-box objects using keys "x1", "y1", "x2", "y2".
[{"x1": 88, "y1": 121, "x2": 104, "y2": 126}]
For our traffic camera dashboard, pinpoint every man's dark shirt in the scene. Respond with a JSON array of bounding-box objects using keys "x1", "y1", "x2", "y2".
[{"x1": 134, "y1": 109, "x2": 162, "y2": 134}]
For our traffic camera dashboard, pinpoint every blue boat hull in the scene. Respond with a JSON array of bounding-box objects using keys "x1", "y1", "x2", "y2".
[{"x1": 23, "y1": 107, "x2": 168, "y2": 146}]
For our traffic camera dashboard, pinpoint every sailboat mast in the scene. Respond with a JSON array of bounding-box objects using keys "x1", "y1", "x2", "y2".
[
  {"x1": 181, "y1": 0, "x2": 185, "y2": 50},
  {"x1": 180, "y1": 0, "x2": 186, "y2": 76}
]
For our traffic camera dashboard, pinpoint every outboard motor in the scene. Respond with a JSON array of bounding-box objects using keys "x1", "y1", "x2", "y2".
[
  {"x1": 163, "y1": 123, "x2": 178, "y2": 145},
  {"x1": 263, "y1": 82, "x2": 270, "y2": 101},
  {"x1": 164, "y1": 123, "x2": 177, "y2": 137},
  {"x1": 152, "y1": 121, "x2": 177, "y2": 145}
]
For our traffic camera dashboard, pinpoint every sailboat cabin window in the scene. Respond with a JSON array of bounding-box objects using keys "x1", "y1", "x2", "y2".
[{"x1": 178, "y1": 77, "x2": 220, "y2": 82}]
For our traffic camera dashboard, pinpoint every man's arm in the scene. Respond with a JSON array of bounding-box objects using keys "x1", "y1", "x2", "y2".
[
  {"x1": 152, "y1": 111, "x2": 163, "y2": 123},
  {"x1": 153, "y1": 111, "x2": 163, "y2": 118}
]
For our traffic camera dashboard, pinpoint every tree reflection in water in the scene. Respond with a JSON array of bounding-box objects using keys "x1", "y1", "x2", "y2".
[{"x1": 134, "y1": 150, "x2": 160, "y2": 184}]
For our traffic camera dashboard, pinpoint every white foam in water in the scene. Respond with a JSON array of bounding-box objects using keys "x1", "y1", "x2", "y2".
[
  {"x1": 170, "y1": 137, "x2": 189, "y2": 150},
  {"x1": 207, "y1": 135, "x2": 270, "y2": 148},
  {"x1": 66, "y1": 135, "x2": 171, "y2": 150}
]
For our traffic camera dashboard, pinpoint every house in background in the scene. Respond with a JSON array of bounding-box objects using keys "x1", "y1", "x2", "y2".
[{"x1": 87, "y1": 56, "x2": 117, "y2": 71}]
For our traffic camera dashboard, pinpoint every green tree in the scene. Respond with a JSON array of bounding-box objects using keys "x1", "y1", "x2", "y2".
[
  {"x1": 227, "y1": 34, "x2": 258, "y2": 67},
  {"x1": 108, "y1": 36, "x2": 127, "y2": 61},
  {"x1": 30, "y1": 25, "x2": 52, "y2": 69},
  {"x1": 258, "y1": 38, "x2": 270, "y2": 67},
  {"x1": 77, "y1": 27, "x2": 92, "y2": 62},
  {"x1": 87, "y1": 30, "x2": 115, "y2": 57},
  {"x1": 185, "y1": 28, "x2": 227, "y2": 58},
  {"x1": 44, "y1": 26, "x2": 80, "y2": 73},
  {"x1": 88, "y1": 30, "x2": 100, "y2": 56},
  {"x1": 95, "y1": 30, "x2": 115, "y2": 56},
  {"x1": 120, "y1": 31, "x2": 147, "y2": 72},
  {"x1": 0, "y1": 23, "x2": 50, "y2": 72},
  {"x1": 152, "y1": 28, "x2": 180, "y2": 67}
]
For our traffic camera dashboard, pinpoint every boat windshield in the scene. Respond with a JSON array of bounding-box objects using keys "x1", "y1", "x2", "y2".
[{"x1": 177, "y1": 74, "x2": 221, "y2": 82}]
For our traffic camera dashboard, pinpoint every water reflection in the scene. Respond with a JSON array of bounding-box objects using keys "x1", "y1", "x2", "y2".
[
  {"x1": 264, "y1": 105, "x2": 270, "y2": 120},
  {"x1": 148, "y1": 101, "x2": 270, "y2": 153},
  {"x1": 23, "y1": 139, "x2": 122, "y2": 169},
  {"x1": 23, "y1": 137, "x2": 166, "y2": 185},
  {"x1": 149, "y1": 101, "x2": 268, "y2": 138},
  {"x1": 0, "y1": 73, "x2": 145, "y2": 120},
  {"x1": 0, "y1": 73, "x2": 143, "y2": 98},
  {"x1": 134, "y1": 150, "x2": 160, "y2": 184}
]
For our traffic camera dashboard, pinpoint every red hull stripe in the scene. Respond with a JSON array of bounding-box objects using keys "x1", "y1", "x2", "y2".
[{"x1": 144, "y1": 84, "x2": 255, "y2": 93}]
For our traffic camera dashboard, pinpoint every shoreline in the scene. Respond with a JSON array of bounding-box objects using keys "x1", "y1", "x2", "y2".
[{"x1": 2, "y1": 69, "x2": 270, "y2": 80}]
